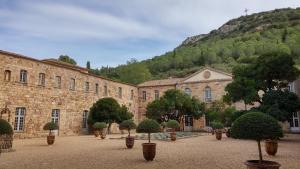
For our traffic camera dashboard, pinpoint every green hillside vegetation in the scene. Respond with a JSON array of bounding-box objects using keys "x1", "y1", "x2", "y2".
[{"x1": 90, "y1": 8, "x2": 300, "y2": 84}]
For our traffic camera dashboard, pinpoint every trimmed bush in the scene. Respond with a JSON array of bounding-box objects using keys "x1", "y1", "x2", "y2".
[
  {"x1": 93, "y1": 122, "x2": 107, "y2": 130},
  {"x1": 0, "y1": 119, "x2": 13, "y2": 135},
  {"x1": 119, "y1": 120, "x2": 136, "y2": 137},
  {"x1": 166, "y1": 120, "x2": 180, "y2": 130},
  {"x1": 231, "y1": 112, "x2": 283, "y2": 162},
  {"x1": 43, "y1": 122, "x2": 59, "y2": 132},
  {"x1": 136, "y1": 119, "x2": 160, "y2": 143},
  {"x1": 211, "y1": 121, "x2": 224, "y2": 129},
  {"x1": 160, "y1": 122, "x2": 167, "y2": 128}
]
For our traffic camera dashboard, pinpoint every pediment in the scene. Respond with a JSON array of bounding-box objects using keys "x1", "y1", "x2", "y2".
[{"x1": 183, "y1": 67, "x2": 232, "y2": 83}]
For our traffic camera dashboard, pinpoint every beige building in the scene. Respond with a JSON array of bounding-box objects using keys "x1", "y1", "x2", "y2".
[{"x1": 1, "y1": 50, "x2": 299, "y2": 138}]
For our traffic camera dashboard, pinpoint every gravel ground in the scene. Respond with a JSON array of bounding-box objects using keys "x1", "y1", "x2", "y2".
[{"x1": 1, "y1": 134, "x2": 300, "y2": 169}]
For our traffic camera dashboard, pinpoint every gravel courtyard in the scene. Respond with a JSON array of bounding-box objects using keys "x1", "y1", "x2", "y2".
[{"x1": 1, "y1": 134, "x2": 300, "y2": 169}]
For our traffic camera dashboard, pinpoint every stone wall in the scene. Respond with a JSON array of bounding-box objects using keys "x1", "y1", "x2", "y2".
[{"x1": 0, "y1": 52, "x2": 138, "y2": 138}]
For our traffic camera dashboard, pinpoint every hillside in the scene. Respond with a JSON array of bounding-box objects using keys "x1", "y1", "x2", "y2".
[{"x1": 91, "y1": 7, "x2": 300, "y2": 84}]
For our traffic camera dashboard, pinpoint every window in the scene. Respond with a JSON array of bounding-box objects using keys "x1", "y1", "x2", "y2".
[
  {"x1": 104, "y1": 85, "x2": 108, "y2": 96},
  {"x1": 118, "y1": 87, "x2": 122, "y2": 98},
  {"x1": 20, "y1": 70, "x2": 27, "y2": 83},
  {"x1": 51, "y1": 109, "x2": 60, "y2": 124},
  {"x1": 4, "y1": 70, "x2": 11, "y2": 81},
  {"x1": 204, "y1": 86, "x2": 212, "y2": 102},
  {"x1": 14, "y1": 107, "x2": 25, "y2": 131},
  {"x1": 130, "y1": 89, "x2": 134, "y2": 100},
  {"x1": 82, "y1": 110, "x2": 88, "y2": 129},
  {"x1": 38, "y1": 73, "x2": 45, "y2": 86},
  {"x1": 85, "y1": 82, "x2": 89, "y2": 92},
  {"x1": 95, "y1": 83, "x2": 99, "y2": 94},
  {"x1": 154, "y1": 90, "x2": 159, "y2": 100},
  {"x1": 142, "y1": 91, "x2": 147, "y2": 101},
  {"x1": 55, "y1": 76, "x2": 61, "y2": 88},
  {"x1": 185, "y1": 88, "x2": 192, "y2": 96},
  {"x1": 70, "y1": 78, "x2": 75, "y2": 90}
]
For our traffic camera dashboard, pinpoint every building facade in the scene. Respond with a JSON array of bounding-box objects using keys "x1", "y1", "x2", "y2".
[{"x1": 1, "y1": 50, "x2": 299, "y2": 138}]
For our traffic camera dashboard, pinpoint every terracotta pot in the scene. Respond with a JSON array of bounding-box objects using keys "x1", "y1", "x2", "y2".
[
  {"x1": 47, "y1": 135, "x2": 55, "y2": 145},
  {"x1": 100, "y1": 130, "x2": 106, "y2": 139},
  {"x1": 244, "y1": 160, "x2": 280, "y2": 169},
  {"x1": 265, "y1": 140, "x2": 278, "y2": 156},
  {"x1": 142, "y1": 143, "x2": 156, "y2": 161},
  {"x1": 215, "y1": 130, "x2": 222, "y2": 140},
  {"x1": 170, "y1": 132, "x2": 176, "y2": 141},
  {"x1": 94, "y1": 130, "x2": 100, "y2": 137},
  {"x1": 126, "y1": 136, "x2": 135, "y2": 148},
  {"x1": 0, "y1": 134, "x2": 13, "y2": 150}
]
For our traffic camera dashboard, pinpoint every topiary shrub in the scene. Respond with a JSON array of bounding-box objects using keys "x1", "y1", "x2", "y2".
[
  {"x1": 119, "y1": 120, "x2": 136, "y2": 137},
  {"x1": 231, "y1": 112, "x2": 283, "y2": 163},
  {"x1": 43, "y1": 122, "x2": 59, "y2": 135},
  {"x1": 211, "y1": 121, "x2": 224, "y2": 129},
  {"x1": 136, "y1": 119, "x2": 160, "y2": 143},
  {"x1": 93, "y1": 122, "x2": 107, "y2": 131},
  {"x1": 166, "y1": 120, "x2": 180, "y2": 130},
  {"x1": 0, "y1": 119, "x2": 13, "y2": 135}
]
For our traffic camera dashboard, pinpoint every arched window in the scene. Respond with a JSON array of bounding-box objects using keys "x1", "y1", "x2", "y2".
[
  {"x1": 204, "y1": 86, "x2": 212, "y2": 102},
  {"x1": 4, "y1": 70, "x2": 11, "y2": 81},
  {"x1": 185, "y1": 88, "x2": 192, "y2": 96}
]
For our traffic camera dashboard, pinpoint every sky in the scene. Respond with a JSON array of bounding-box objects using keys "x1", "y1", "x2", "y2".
[{"x1": 1, "y1": 0, "x2": 300, "y2": 68}]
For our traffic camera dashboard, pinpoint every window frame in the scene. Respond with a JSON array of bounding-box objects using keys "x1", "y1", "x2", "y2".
[
  {"x1": 154, "y1": 90, "x2": 159, "y2": 100},
  {"x1": 38, "y1": 73, "x2": 46, "y2": 86},
  {"x1": 4, "y1": 70, "x2": 11, "y2": 81},
  {"x1": 82, "y1": 110, "x2": 88, "y2": 129},
  {"x1": 118, "y1": 87, "x2": 122, "y2": 99},
  {"x1": 204, "y1": 86, "x2": 212, "y2": 102},
  {"x1": 20, "y1": 70, "x2": 27, "y2": 83},
  {"x1": 51, "y1": 109, "x2": 60, "y2": 124},
  {"x1": 55, "y1": 76, "x2": 62, "y2": 88},
  {"x1": 69, "y1": 78, "x2": 76, "y2": 90},
  {"x1": 85, "y1": 81, "x2": 89, "y2": 92},
  {"x1": 14, "y1": 107, "x2": 26, "y2": 131},
  {"x1": 185, "y1": 88, "x2": 192, "y2": 96},
  {"x1": 142, "y1": 91, "x2": 147, "y2": 101}
]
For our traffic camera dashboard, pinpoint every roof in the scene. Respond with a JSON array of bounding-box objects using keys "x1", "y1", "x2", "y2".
[
  {"x1": 183, "y1": 66, "x2": 232, "y2": 80},
  {"x1": 138, "y1": 78, "x2": 184, "y2": 87},
  {"x1": 0, "y1": 50, "x2": 136, "y2": 87}
]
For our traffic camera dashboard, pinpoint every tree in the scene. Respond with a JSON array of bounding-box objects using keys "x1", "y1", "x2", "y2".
[
  {"x1": 118, "y1": 63, "x2": 152, "y2": 84},
  {"x1": 259, "y1": 90, "x2": 300, "y2": 122},
  {"x1": 146, "y1": 89, "x2": 205, "y2": 130},
  {"x1": 86, "y1": 61, "x2": 91, "y2": 69},
  {"x1": 58, "y1": 55, "x2": 77, "y2": 65},
  {"x1": 88, "y1": 98, "x2": 133, "y2": 133}
]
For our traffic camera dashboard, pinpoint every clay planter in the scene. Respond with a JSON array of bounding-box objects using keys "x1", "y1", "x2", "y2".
[
  {"x1": 100, "y1": 130, "x2": 106, "y2": 139},
  {"x1": 94, "y1": 130, "x2": 100, "y2": 137},
  {"x1": 47, "y1": 135, "x2": 55, "y2": 145},
  {"x1": 126, "y1": 136, "x2": 135, "y2": 148},
  {"x1": 215, "y1": 130, "x2": 222, "y2": 140},
  {"x1": 244, "y1": 160, "x2": 280, "y2": 169},
  {"x1": 0, "y1": 134, "x2": 13, "y2": 150},
  {"x1": 142, "y1": 143, "x2": 156, "y2": 161},
  {"x1": 170, "y1": 132, "x2": 176, "y2": 141},
  {"x1": 265, "y1": 140, "x2": 278, "y2": 156}
]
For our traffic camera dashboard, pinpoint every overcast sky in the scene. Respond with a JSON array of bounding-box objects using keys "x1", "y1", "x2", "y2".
[{"x1": 0, "y1": 0, "x2": 300, "y2": 68}]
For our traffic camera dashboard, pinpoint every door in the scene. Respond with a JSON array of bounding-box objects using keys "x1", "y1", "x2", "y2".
[
  {"x1": 81, "y1": 110, "x2": 89, "y2": 134},
  {"x1": 290, "y1": 112, "x2": 300, "y2": 132},
  {"x1": 184, "y1": 115, "x2": 193, "y2": 131},
  {"x1": 51, "y1": 109, "x2": 60, "y2": 135}
]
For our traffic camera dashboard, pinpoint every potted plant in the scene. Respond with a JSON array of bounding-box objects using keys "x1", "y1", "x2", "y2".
[
  {"x1": 119, "y1": 119, "x2": 137, "y2": 149},
  {"x1": 166, "y1": 120, "x2": 180, "y2": 141},
  {"x1": 0, "y1": 119, "x2": 13, "y2": 152},
  {"x1": 231, "y1": 112, "x2": 283, "y2": 169},
  {"x1": 212, "y1": 121, "x2": 224, "y2": 140},
  {"x1": 136, "y1": 119, "x2": 160, "y2": 161},
  {"x1": 93, "y1": 122, "x2": 107, "y2": 139},
  {"x1": 43, "y1": 121, "x2": 59, "y2": 145}
]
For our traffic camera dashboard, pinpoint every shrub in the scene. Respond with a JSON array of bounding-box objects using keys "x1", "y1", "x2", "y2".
[
  {"x1": 160, "y1": 122, "x2": 167, "y2": 128},
  {"x1": 43, "y1": 122, "x2": 59, "y2": 131},
  {"x1": 166, "y1": 120, "x2": 180, "y2": 130},
  {"x1": 0, "y1": 119, "x2": 13, "y2": 135},
  {"x1": 211, "y1": 121, "x2": 224, "y2": 129},
  {"x1": 136, "y1": 119, "x2": 160, "y2": 143},
  {"x1": 119, "y1": 120, "x2": 136, "y2": 137},
  {"x1": 231, "y1": 112, "x2": 283, "y2": 162},
  {"x1": 93, "y1": 122, "x2": 107, "y2": 130}
]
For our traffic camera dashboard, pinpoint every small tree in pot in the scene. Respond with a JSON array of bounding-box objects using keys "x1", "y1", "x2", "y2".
[
  {"x1": 43, "y1": 122, "x2": 59, "y2": 145},
  {"x1": 231, "y1": 112, "x2": 283, "y2": 169},
  {"x1": 119, "y1": 120, "x2": 137, "y2": 149},
  {"x1": 93, "y1": 122, "x2": 107, "y2": 139},
  {"x1": 166, "y1": 120, "x2": 180, "y2": 141},
  {"x1": 212, "y1": 121, "x2": 224, "y2": 140},
  {"x1": 136, "y1": 119, "x2": 160, "y2": 161},
  {"x1": 0, "y1": 119, "x2": 13, "y2": 152}
]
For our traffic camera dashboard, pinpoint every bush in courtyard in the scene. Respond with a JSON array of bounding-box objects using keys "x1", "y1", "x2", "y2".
[
  {"x1": 93, "y1": 122, "x2": 107, "y2": 130},
  {"x1": 43, "y1": 122, "x2": 58, "y2": 134},
  {"x1": 119, "y1": 120, "x2": 136, "y2": 137},
  {"x1": 136, "y1": 119, "x2": 160, "y2": 143},
  {"x1": 0, "y1": 119, "x2": 13, "y2": 135},
  {"x1": 231, "y1": 112, "x2": 283, "y2": 162},
  {"x1": 211, "y1": 121, "x2": 224, "y2": 129},
  {"x1": 166, "y1": 120, "x2": 180, "y2": 130}
]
